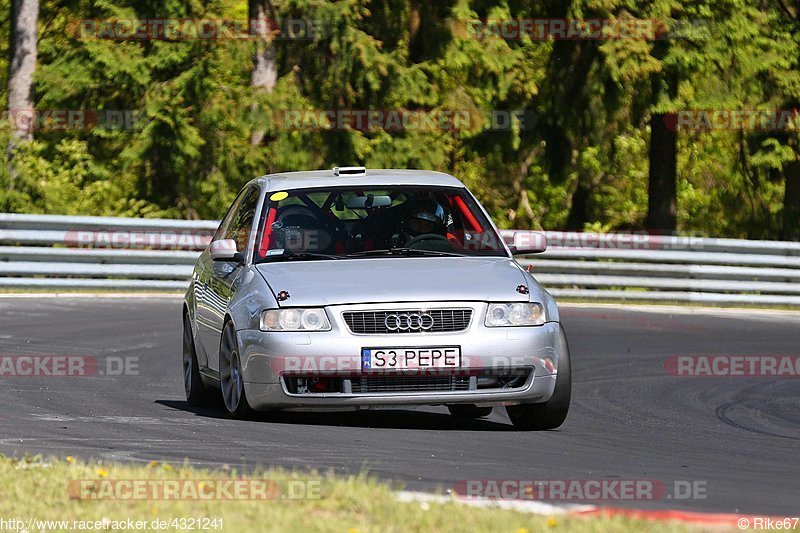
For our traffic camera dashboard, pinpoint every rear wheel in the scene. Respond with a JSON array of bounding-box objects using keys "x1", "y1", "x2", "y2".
[
  {"x1": 506, "y1": 332, "x2": 572, "y2": 430},
  {"x1": 219, "y1": 320, "x2": 254, "y2": 418},
  {"x1": 183, "y1": 312, "x2": 214, "y2": 406},
  {"x1": 448, "y1": 404, "x2": 493, "y2": 418}
]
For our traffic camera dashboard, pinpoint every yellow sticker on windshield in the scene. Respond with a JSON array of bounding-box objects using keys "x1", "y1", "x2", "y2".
[{"x1": 270, "y1": 191, "x2": 289, "y2": 201}]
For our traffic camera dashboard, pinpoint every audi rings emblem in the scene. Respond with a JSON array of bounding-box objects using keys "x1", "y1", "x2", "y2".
[{"x1": 384, "y1": 313, "x2": 435, "y2": 331}]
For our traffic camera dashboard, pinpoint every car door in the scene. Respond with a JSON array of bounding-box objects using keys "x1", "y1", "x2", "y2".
[{"x1": 196, "y1": 186, "x2": 260, "y2": 369}]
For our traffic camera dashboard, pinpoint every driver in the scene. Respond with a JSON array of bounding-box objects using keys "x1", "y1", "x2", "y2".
[{"x1": 400, "y1": 198, "x2": 448, "y2": 244}]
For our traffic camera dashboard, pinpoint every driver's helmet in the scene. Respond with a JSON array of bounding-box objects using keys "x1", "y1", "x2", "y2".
[{"x1": 402, "y1": 199, "x2": 447, "y2": 237}]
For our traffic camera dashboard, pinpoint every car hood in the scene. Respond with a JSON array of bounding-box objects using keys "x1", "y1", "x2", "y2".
[{"x1": 255, "y1": 257, "x2": 532, "y2": 307}]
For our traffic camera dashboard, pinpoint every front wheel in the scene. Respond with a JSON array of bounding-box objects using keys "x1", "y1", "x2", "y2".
[
  {"x1": 506, "y1": 329, "x2": 572, "y2": 430},
  {"x1": 183, "y1": 312, "x2": 214, "y2": 406},
  {"x1": 219, "y1": 320, "x2": 254, "y2": 419}
]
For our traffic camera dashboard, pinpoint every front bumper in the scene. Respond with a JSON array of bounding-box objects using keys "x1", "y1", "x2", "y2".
[{"x1": 237, "y1": 301, "x2": 568, "y2": 411}]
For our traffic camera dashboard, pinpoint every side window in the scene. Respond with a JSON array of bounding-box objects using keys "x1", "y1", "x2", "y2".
[
  {"x1": 227, "y1": 187, "x2": 261, "y2": 254},
  {"x1": 213, "y1": 188, "x2": 249, "y2": 242}
]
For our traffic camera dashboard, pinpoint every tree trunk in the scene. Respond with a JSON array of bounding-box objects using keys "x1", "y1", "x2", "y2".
[
  {"x1": 249, "y1": 0, "x2": 277, "y2": 146},
  {"x1": 566, "y1": 179, "x2": 590, "y2": 230},
  {"x1": 646, "y1": 112, "x2": 677, "y2": 232},
  {"x1": 7, "y1": 0, "x2": 39, "y2": 142},
  {"x1": 782, "y1": 159, "x2": 800, "y2": 241}
]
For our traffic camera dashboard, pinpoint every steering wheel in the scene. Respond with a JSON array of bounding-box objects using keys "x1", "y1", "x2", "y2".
[{"x1": 405, "y1": 233, "x2": 450, "y2": 247}]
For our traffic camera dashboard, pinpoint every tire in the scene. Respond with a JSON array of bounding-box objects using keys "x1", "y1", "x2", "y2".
[
  {"x1": 448, "y1": 404, "x2": 493, "y2": 418},
  {"x1": 219, "y1": 320, "x2": 254, "y2": 419},
  {"x1": 506, "y1": 328, "x2": 572, "y2": 430},
  {"x1": 183, "y1": 312, "x2": 214, "y2": 406}
]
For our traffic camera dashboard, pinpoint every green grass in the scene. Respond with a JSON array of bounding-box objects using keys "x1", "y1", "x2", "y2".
[{"x1": 0, "y1": 455, "x2": 702, "y2": 533}]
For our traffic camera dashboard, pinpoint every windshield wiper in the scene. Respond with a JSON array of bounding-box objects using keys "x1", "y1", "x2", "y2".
[
  {"x1": 346, "y1": 248, "x2": 463, "y2": 258},
  {"x1": 258, "y1": 251, "x2": 341, "y2": 263}
]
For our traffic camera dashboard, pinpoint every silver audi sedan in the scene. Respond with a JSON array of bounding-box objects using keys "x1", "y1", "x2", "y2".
[{"x1": 182, "y1": 167, "x2": 571, "y2": 429}]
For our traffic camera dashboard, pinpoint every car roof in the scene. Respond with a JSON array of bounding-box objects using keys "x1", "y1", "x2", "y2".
[{"x1": 250, "y1": 169, "x2": 466, "y2": 191}]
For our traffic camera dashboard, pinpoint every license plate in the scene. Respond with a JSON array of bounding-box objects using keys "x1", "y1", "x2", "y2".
[{"x1": 361, "y1": 347, "x2": 461, "y2": 371}]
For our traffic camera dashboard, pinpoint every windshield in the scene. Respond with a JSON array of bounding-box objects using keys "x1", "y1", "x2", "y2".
[{"x1": 253, "y1": 186, "x2": 507, "y2": 262}]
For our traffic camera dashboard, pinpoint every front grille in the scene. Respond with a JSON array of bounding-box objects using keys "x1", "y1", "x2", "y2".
[
  {"x1": 343, "y1": 309, "x2": 473, "y2": 334},
  {"x1": 351, "y1": 375, "x2": 471, "y2": 393},
  {"x1": 282, "y1": 369, "x2": 534, "y2": 395}
]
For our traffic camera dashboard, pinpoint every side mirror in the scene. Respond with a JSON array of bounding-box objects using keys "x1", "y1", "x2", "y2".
[
  {"x1": 210, "y1": 239, "x2": 244, "y2": 262},
  {"x1": 508, "y1": 231, "x2": 547, "y2": 254}
]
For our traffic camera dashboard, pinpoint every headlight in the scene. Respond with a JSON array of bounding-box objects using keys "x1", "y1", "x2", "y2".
[
  {"x1": 485, "y1": 303, "x2": 545, "y2": 327},
  {"x1": 260, "y1": 308, "x2": 331, "y2": 331}
]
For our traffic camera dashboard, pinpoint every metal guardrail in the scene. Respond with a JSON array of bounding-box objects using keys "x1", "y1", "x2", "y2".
[
  {"x1": 1, "y1": 213, "x2": 799, "y2": 306},
  {"x1": 0, "y1": 213, "x2": 209, "y2": 291}
]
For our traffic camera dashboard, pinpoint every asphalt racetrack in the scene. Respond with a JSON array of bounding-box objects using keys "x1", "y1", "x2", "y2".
[{"x1": 0, "y1": 297, "x2": 798, "y2": 515}]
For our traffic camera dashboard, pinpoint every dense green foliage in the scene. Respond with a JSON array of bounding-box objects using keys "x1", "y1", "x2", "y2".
[{"x1": 1, "y1": 0, "x2": 799, "y2": 238}]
